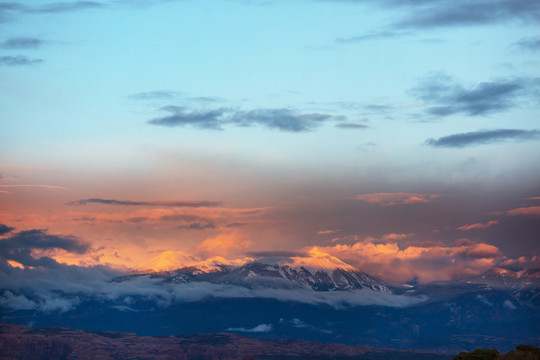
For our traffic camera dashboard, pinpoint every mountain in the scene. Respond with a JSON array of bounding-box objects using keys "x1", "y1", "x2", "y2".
[
  {"x1": 133, "y1": 247, "x2": 390, "y2": 292},
  {"x1": 132, "y1": 250, "x2": 252, "y2": 274},
  {"x1": 468, "y1": 267, "x2": 540, "y2": 289},
  {"x1": 2, "y1": 259, "x2": 539, "y2": 353}
]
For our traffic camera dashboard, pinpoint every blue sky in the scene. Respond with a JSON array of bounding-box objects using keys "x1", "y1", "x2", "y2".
[{"x1": 1, "y1": 0, "x2": 539, "y2": 281}]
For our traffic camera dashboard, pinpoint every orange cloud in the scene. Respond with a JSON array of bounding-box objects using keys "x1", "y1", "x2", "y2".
[
  {"x1": 380, "y1": 233, "x2": 412, "y2": 241},
  {"x1": 506, "y1": 206, "x2": 540, "y2": 216},
  {"x1": 195, "y1": 231, "x2": 253, "y2": 258},
  {"x1": 457, "y1": 220, "x2": 498, "y2": 231},
  {"x1": 317, "y1": 229, "x2": 340, "y2": 235},
  {"x1": 319, "y1": 239, "x2": 503, "y2": 283},
  {"x1": 353, "y1": 192, "x2": 439, "y2": 206}
]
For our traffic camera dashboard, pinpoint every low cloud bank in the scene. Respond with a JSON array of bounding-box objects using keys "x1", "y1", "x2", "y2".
[{"x1": 0, "y1": 264, "x2": 426, "y2": 313}]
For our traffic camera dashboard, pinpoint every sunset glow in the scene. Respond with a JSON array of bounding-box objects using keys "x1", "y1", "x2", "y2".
[{"x1": 1, "y1": 2, "x2": 540, "y2": 355}]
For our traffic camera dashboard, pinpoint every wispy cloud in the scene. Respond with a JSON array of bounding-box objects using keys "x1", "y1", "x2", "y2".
[
  {"x1": 335, "y1": 123, "x2": 368, "y2": 130},
  {"x1": 317, "y1": 229, "x2": 340, "y2": 235},
  {"x1": 0, "y1": 184, "x2": 68, "y2": 190},
  {"x1": 426, "y1": 129, "x2": 540, "y2": 148},
  {"x1": 1, "y1": 37, "x2": 45, "y2": 49},
  {"x1": 505, "y1": 206, "x2": 540, "y2": 216},
  {"x1": 412, "y1": 74, "x2": 537, "y2": 117},
  {"x1": 335, "y1": 30, "x2": 411, "y2": 43},
  {"x1": 457, "y1": 220, "x2": 499, "y2": 231},
  {"x1": 226, "y1": 324, "x2": 273, "y2": 333},
  {"x1": 128, "y1": 90, "x2": 181, "y2": 100},
  {"x1": 0, "y1": 55, "x2": 43, "y2": 66},
  {"x1": 30, "y1": 1, "x2": 105, "y2": 14},
  {"x1": 353, "y1": 192, "x2": 439, "y2": 206},
  {"x1": 148, "y1": 107, "x2": 344, "y2": 132},
  {"x1": 67, "y1": 198, "x2": 223, "y2": 207},
  {"x1": 512, "y1": 36, "x2": 540, "y2": 52}
]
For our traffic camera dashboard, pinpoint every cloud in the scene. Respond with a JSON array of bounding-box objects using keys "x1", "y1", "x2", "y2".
[
  {"x1": 512, "y1": 36, "x2": 540, "y2": 52},
  {"x1": 0, "y1": 184, "x2": 68, "y2": 190},
  {"x1": 426, "y1": 129, "x2": 540, "y2": 148},
  {"x1": 320, "y1": 240, "x2": 503, "y2": 283},
  {"x1": 317, "y1": 229, "x2": 340, "y2": 235},
  {"x1": 412, "y1": 74, "x2": 537, "y2": 117},
  {"x1": 335, "y1": 30, "x2": 412, "y2": 43},
  {"x1": 1, "y1": 37, "x2": 45, "y2": 49},
  {"x1": 69, "y1": 207, "x2": 269, "y2": 227},
  {"x1": 226, "y1": 324, "x2": 273, "y2": 333},
  {"x1": 505, "y1": 206, "x2": 540, "y2": 216},
  {"x1": 148, "y1": 107, "x2": 231, "y2": 130},
  {"x1": 500, "y1": 252, "x2": 540, "y2": 270},
  {"x1": 128, "y1": 90, "x2": 180, "y2": 100},
  {"x1": 0, "y1": 224, "x2": 14, "y2": 236},
  {"x1": 458, "y1": 220, "x2": 499, "y2": 231},
  {"x1": 335, "y1": 123, "x2": 368, "y2": 130},
  {"x1": 195, "y1": 232, "x2": 253, "y2": 258},
  {"x1": 67, "y1": 198, "x2": 223, "y2": 207},
  {"x1": 148, "y1": 107, "x2": 344, "y2": 132},
  {"x1": 281, "y1": 318, "x2": 332, "y2": 334},
  {"x1": 177, "y1": 222, "x2": 217, "y2": 230},
  {"x1": 31, "y1": 1, "x2": 105, "y2": 13},
  {"x1": 353, "y1": 192, "x2": 439, "y2": 206},
  {"x1": 390, "y1": 0, "x2": 540, "y2": 29},
  {"x1": 380, "y1": 233, "x2": 411, "y2": 241},
  {"x1": 0, "y1": 228, "x2": 91, "y2": 268},
  {"x1": 0, "y1": 55, "x2": 43, "y2": 66}
]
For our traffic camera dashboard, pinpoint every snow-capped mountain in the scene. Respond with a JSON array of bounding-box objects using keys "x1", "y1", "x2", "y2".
[
  {"x1": 469, "y1": 267, "x2": 540, "y2": 289},
  {"x1": 132, "y1": 250, "x2": 252, "y2": 274},
  {"x1": 132, "y1": 247, "x2": 390, "y2": 292}
]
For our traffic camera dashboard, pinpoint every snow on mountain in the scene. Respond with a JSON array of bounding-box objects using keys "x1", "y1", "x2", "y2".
[
  {"x1": 217, "y1": 248, "x2": 390, "y2": 292},
  {"x1": 131, "y1": 247, "x2": 390, "y2": 292},
  {"x1": 471, "y1": 267, "x2": 540, "y2": 288},
  {"x1": 131, "y1": 250, "x2": 252, "y2": 274}
]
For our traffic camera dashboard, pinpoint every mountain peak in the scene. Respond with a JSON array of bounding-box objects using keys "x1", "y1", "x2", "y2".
[
  {"x1": 132, "y1": 251, "x2": 251, "y2": 274},
  {"x1": 281, "y1": 247, "x2": 358, "y2": 273}
]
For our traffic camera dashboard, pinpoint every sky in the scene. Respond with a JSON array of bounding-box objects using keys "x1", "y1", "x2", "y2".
[{"x1": 1, "y1": 0, "x2": 540, "y2": 284}]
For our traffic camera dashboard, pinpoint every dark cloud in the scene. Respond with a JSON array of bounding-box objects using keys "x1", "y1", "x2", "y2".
[
  {"x1": 148, "y1": 107, "x2": 344, "y2": 132},
  {"x1": 148, "y1": 107, "x2": 230, "y2": 130},
  {"x1": 389, "y1": 0, "x2": 540, "y2": 29},
  {"x1": 335, "y1": 123, "x2": 368, "y2": 130},
  {"x1": 512, "y1": 36, "x2": 540, "y2": 52},
  {"x1": 0, "y1": 228, "x2": 90, "y2": 268},
  {"x1": 232, "y1": 109, "x2": 339, "y2": 132},
  {"x1": 1, "y1": 37, "x2": 45, "y2": 49},
  {"x1": 0, "y1": 224, "x2": 14, "y2": 236},
  {"x1": 426, "y1": 129, "x2": 540, "y2": 148},
  {"x1": 412, "y1": 74, "x2": 537, "y2": 117},
  {"x1": 177, "y1": 222, "x2": 217, "y2": 230},
  {"x1": 67, "y1": 198, "x2": 223, "y2": 207},
  {"x1": 0, "y1": 55, "x2": 43, "y2": 66}
]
